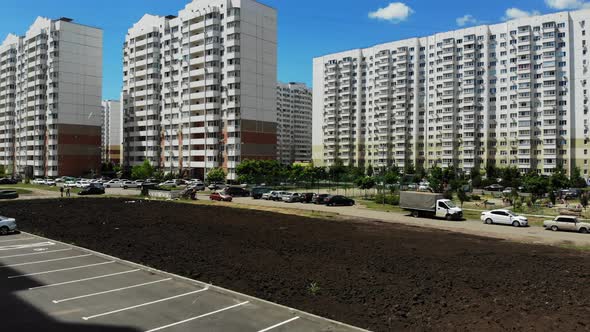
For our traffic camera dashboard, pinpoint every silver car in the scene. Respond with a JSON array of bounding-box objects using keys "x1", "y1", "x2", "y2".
[{"x1": 0, "y1": 216, "x2": 17, "y2": 235}]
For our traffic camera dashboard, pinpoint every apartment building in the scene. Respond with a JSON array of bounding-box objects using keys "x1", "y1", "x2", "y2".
[
  {"x1": 101, "y1": 99, "x2": 122, "y2": 164},
  {"x1": 122, "y1": 0, "x2": 277, "y2": 181},
  {"x1": 313, "y1": 9, "x2": 590, "y2": 179},
  {"x1": 0, "y1": 17, "x2": 102, "y2": 178},
  {"x1": 277, "y1": 82, "x2": 312, "y2": 164}
]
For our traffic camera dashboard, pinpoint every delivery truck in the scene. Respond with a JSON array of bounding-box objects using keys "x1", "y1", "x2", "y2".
[{"x1": 399, "y1": 191, "x2": 463, "y2": 220}]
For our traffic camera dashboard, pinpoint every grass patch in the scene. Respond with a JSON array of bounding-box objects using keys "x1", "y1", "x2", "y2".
[
  {"x1": 0, "y1": 188, "x2": 33, "y2": 195},
  {"x1": 558, "y1": 243, "x2": 590, "y2": 252},
  {"x1": 357, "y1": 199, "x2": 405, "y2": 213}
]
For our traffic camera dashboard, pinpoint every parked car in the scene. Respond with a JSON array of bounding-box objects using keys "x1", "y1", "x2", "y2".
[
  {"x1": 300, "y1": 192, "x2": 314, "y2": 203},
  {"x1": 481, "y1": 209, "x2": 528, "y2": 227},
  {"x1": 0, "y1": 178, "x2": 18, "y2": 185},
  {"x1": 44, "y1": 179, "x2": 56, "y2": 186},
  {"x1": 484, "y1": 184, "x2": 504, "y2": 191},
  {"x1": 78, "y1": 185, "x2": 105, "y2": 196},
  {"x1": 0, "y1": 190, "x2": 18, "y2": 199},
  {"x1": 223, "y1": 187, "x2": 250, "y2": 197},
  {"x1": 121, "y1": 180, "x2": 140, "y2": 189},
  {"x1": 543, "y1": 216, "x2": 590, "y2": 233},
  {"x1": 75, "y1": 181, "x2": 90, "y2": 189},
  {"x1": 63, "y1": 181, "x2": 78, "y2": 188},
  {"x1": 159, "y1": 180, "x2": 178, "y2": 188},
  {"x1": 104, "y1": 179, "x2": 122, "y2": 188},
  {"x1": 400, "y1": 191, "x2": 463, "y2": 220},
  {"x1": 251, "y1": 187, "x2": 272, "y2": 199},
  {"x1": 325, "y1": 195, "x2": 355, "y2": 207},
  {"x1": 502, "y1": 187, "x2": 515, "y2": 195},
  {"x1": 267, "y1": 191, "x2": 287, "y2": 201},
  {"x1": 282, "y1": 192, "x2": 301, "y2": 203},
  {"x1": 312, "y1": 194, "x2": 330, "y2": 204},
  {"x1": 191, "y1": 183, "x2": 205, "y2": 191},
  {"x1": 209, "y1": 192, "x2": 232, "y2": 202},
  {"x1": 208, "y1": 182, "x2": 226, "y2": 190},
  {"x1": 32, "y1": 178, "x2": 46, "y2": 185},
  {"x1": 0, "y1": 215, "x2": 17, "y2": 235},
  {"x1": 560, "y1": 189, "x2": 581, "y2": 199}
]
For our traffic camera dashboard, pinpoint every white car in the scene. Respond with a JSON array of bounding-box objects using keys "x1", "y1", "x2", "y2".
[
  {"x1": 104, "y1": 180, "x2": 122, "y2": 188},
  {"x1": 32, "y1": 178, "x2": 46, "y2": 185},
  {"x1": 481, "y1": 209, "x2": 528, "y2": 227},
  {"x1": 120, "y1": 180, "x2": 140, "y2": 189},
  {"x1": 0, "y1": 216, "x2": 17, "y2": 235},
  {"x1": 63, "y1": 181, "x2": 78, "y2": 188},
  {"x1": 282, "y1": 192, "x2": 301, "y2": 203},
  {"x1": 44, "y1": 179, "x2": 56, "y2": 186}
]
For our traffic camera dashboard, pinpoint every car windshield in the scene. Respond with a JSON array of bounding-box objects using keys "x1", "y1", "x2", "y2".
[
  {"x1": 506, "y1": 211, "x2": 517, "y2": 216},
  {"x1": 445, "y1": 201, "x2": 456, "y2": 208}
]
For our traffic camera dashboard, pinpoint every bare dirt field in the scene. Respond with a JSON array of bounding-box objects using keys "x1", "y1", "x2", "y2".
[{"x1": 3, "y1": 198, "x2": 590, "y2": 331}]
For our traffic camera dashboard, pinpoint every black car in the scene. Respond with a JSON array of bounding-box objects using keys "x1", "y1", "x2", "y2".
[
  {"x1": 300, "y1": 193, "x2": 314, "y2": 203},
  {"x1": 484, "y1": 184, "x2": 504, "y2": 191},
  {"x1": 325, "y1": 195, "x2": 355, "y2": 207},
  {"x1": 0, "y1": 178, "x2": 18, "y2": 185},
  {"x1": 312, "y1": 194, "x2": 329, "y2": 204},
  {"x1": 78, "y1": 184, "x2": 105, "y2": 196},
  {"x1": 223, "y1": 187, "x2": 250, "y2": 197},
  {"x1": 251, "y1": 187, "x2": 272, "y2": 199},
  {"x1": 0, "y1": 190, "x2": 18, "y2": 199}
]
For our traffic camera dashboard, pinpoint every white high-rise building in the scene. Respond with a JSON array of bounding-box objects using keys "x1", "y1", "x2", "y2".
[
  {"x1": 313, "y1": 9, "x2": 590, "y2": 180},
  {"x1": 277, "y1": 82, "x2": 312, "y2": 164},
  {"x1": 101, "y1": 100, "x2": 122, "y2": 164},
  {"x1": 0, "y1": 17, "x2": 102, "y2": 177},
  {"x1": 122, "y1": 0, "x2": 277, "y2": 181}
]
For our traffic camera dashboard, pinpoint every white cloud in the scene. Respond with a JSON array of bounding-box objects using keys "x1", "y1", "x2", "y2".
[
  {"x1": 368, "y1": 2, "x2": 413, "y2": 23},
  {"x1": 545, "y1": 0, "x2": 590, "y2": 9},
  {"x1": 502, "y1": 8, "x2": 541, "y2": 21},
  {"x1": 456, "y1": 14, "x2": 478, "y2": 27}
]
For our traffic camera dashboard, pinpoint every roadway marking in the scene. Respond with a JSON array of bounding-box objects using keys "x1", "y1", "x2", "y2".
[
  {"x1": 29, "y1": 269, "x2": 141, "y2": 290},
  {"x1": 0, "y1": 237, "x2": 35, "y2": 243},
  {"x1": 0, "y1": 248, "x2": 72, "y2": 259},
  {"x1": 0, "y1": 242, "x2": 55, "y2": 251},
  {"x1": 0, "y1": 254, "x2": 92, "y2": 268},
  {"x1": 258, "y1": 317, "x2": 301, "y2": 332},
  {"x1": 53, "y1": 278, "x2": 172, "y2": 304},
  {"x1": 144, "y1": 301, "x2": 250, "y2": 332},
  {"x1": 82, "y1": 288, "x2": 208, "y2": 321},
  {"x1": 8, "y1": 261, "x2": 115, "y2": 279}
]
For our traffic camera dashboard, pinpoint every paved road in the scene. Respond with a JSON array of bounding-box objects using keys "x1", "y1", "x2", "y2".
[
  {"x1": 0, "y1": 232, "x2": 366, "y2": 332},
  {"x1": 231, "y1": 197, "x2": 590, "y2": 247}
]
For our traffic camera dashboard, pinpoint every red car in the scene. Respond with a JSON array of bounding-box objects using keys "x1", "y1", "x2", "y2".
[{"x1": 209, "y1": 192, "x2": 232, "y2": 202}]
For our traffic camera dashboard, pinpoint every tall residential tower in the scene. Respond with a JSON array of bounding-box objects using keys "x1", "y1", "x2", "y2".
[
  {"x1": 101, "y1": 100, "x2": 122, "y2": 164},
  {"x1": 0, "y1": 17, "x2": 102, "y2": 177},
  {"x1": 277, "y1": 82, "x2": 312, "y2": 164},
  {"x1": 313, "y1": 9, "x2": 590, "y2": 180},
  {"x1": 122, "y1": 0, "x2": 277, "y2": 180}
]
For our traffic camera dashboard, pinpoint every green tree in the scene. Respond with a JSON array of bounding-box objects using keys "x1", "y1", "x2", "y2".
[
  {"x1": 366, "y1": 164, "x2": 374, "y2": 177},
  {"x1": 457, "y1": 188, "x2": 468, "y2": 208},
  {"x1": 500, "y1": 166, "x2": 521, "y2": 188},
  {"x1": 131, "y1": 160, "x2": 154, "y2": 180},
  {"x1": 581, "y1": 193, "x2": 589, "y2": 211},
  {"x1": 384, "y1": 166, "x2": 400, "y2": 193},
  {"x1": 206, "y1": 168, "x2": 226, "y2": 183},
  {"x1": 428, "y1": 167, "x2": 444, "y2": 193},
  {"x1": 549, "y1": 167, "x2": 570, "y2": 191},
  {"x1": 522, "y1": 171, "x2": 550, "y2": 200},
  {"x1": 570, "y1": 167, "x2": 587, "y2": 188},
  {"x1": 485, "y1": 164, "x2": 499, "y2": 180}
]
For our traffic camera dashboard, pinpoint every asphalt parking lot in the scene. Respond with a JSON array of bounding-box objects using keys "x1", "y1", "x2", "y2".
[{"x1": 0, "y1": 232, "x2": 366, "y2": 332}]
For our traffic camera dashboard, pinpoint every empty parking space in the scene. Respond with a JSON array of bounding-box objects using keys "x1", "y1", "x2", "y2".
[{"x1": 1, "y1": 232, "x2": 365, "y2": 332}]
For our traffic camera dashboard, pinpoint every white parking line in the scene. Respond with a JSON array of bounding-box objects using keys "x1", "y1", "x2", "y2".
[
  {"x1": 257, "y1": 317, "x2": 301, "y2": 332},
  {"x1": 82, "y1": 288, "x2": 208, "y2": 321},
  {"x1": 144, "y1": 301, "x2": 250, "y2": 332},
  {"x1": 53, "y1": 278, "x2": 172, "y2": 304},
  {"x1": 0, "y1": 237, "x2": 35, "y2": 243},
  {"x1": 0, "y1": 248, "x2": 72, "y2": 259},
  {"x1": 0, "y1": 242, "x2": 55, "y2": 251},
  {"x1": 0, "y1": 254, "x2": 92, "y2": 268},
  {"x1": 7, "y1": 261, "x2": 115, "y2": 279},
  {"x1": 29, "y1": 269, "x2": 141, "y2": 290}
]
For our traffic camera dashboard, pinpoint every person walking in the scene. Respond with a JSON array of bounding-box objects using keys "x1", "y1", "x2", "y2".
[
  {"x1": 60, "y1": 186, "x2": 64, "y2": 198},
  {"x1": 66, "y1": 187, "x2": 71, "y2": 197}
]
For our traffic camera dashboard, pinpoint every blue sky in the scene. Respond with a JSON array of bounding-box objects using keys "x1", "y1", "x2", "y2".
[{"x1": 0, "y1": 0, "x2": 586, "y2": 99}]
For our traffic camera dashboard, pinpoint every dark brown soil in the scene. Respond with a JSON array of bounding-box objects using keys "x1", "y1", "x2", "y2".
[{"x1": 3, "y1": 198, "x2": 590, "y2": 331}]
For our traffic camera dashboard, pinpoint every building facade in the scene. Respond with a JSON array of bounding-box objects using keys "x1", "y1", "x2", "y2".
[
  {"x1": 122, "y1": 0, "x2": 277, "y2": 181},
  {"x1": 0, "y1": 17, "x2": 102, "y2": 178},
  {"x1": 277, "y1": 82, "x2": 312, "y2": 164},
  {"x1": 313, "y1": 9, "x2": 590, "y2": 179},
  {"x1": 101, "y1": 100, "x2": 122, "y2": 164}
]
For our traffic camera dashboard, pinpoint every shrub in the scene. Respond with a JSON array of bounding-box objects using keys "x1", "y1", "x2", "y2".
[
  {"x1": 373, "y1": 194, "x2": 400, "y2": 206},
  {"x1": 470, "y1": 194, "x2": 481, "y2": 201}
]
